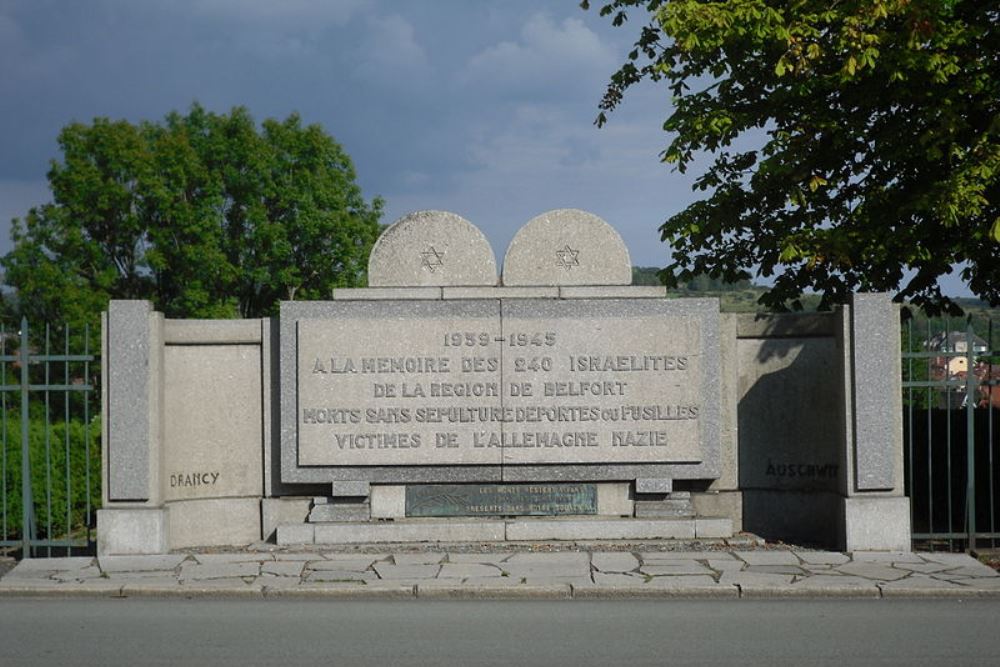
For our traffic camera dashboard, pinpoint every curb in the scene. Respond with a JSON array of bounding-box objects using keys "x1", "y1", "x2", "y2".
[{"x1": 5, "y1": 583, "x2": 1000, "y2": 600}]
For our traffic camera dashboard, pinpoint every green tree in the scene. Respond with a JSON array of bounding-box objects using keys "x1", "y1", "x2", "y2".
[
  {"x1": 585, "y1": 0, "x2": 999, "y2": 314},
  {"x1": 2, "y1": 104, "x2": 382, "y2": 324}
]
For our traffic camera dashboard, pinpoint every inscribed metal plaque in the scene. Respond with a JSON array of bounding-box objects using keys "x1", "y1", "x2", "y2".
[{"x1": 406, "y1": 483, "x2": 598, "y2": 517}]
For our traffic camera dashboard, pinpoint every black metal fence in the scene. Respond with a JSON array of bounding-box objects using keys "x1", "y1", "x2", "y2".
[
  {"x1": 0, "y1": 318, "x2": 99, "y2": 557},
  {"x1": 902, "y1": 312, "x2": 1000, "y2": 551}
]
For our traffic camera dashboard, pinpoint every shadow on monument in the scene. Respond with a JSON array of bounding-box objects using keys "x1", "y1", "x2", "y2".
[{"x1": 739, "y1": 331, "x2": 844, "y2": 548}]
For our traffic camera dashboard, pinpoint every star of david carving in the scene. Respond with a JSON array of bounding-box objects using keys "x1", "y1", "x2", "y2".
[
  {"x1": 420, "y1": 246, "x2": 444, "y2": 272},
  {"x1": 555, "y1": 244, "x2": 580, "y2": 270}
]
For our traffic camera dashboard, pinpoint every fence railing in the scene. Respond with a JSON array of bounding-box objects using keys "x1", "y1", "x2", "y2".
[
  {"x1": 902, "y1": 312, "x2": 1000, "y2": 551},
  {"x1": 0, "y1": 318, "x2": 99, "y2": 557}
]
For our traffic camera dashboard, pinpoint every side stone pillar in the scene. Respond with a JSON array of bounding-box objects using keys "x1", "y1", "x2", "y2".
[
  {"x1": 98, "y1": 300, "x2": 168, "y2": 555},
  {"x1": 838, "y1": 293, "x2": 911, "y2": 551}
]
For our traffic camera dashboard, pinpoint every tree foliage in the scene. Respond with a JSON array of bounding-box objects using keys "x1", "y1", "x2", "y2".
[
  {"x1": 585, "y1": 0, "x2": 999, "y2": 313},
  {"x1": 2, "y1": 104, "x2": 382, "y2": 324}
]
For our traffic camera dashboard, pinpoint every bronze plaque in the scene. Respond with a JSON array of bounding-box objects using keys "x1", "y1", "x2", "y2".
[{"x1": 406, "y1": 483, "x2": 598, "y2": 517}]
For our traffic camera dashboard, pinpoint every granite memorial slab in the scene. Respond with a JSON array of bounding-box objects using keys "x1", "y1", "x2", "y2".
[
  {"x1": 281, "y1": 296, "x2": 720, "y2": 482},
  {"x1": 499, "y1": 299, "x2": 708, "y2": 466},
  {"x1": 368, "y1": 210, "x2": 498, "y2": 287},
  {"x1": 293, "y1": 299, "x2": 503, "y2": 467},
  {"x1": 501, "y1": 209, "x2": 631, "y2": 286}
]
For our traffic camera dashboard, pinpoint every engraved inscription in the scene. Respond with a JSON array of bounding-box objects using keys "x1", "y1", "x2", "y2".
[
  {"x1": 406, "y1": 483, "x2": 597, "y2": 517},
  {"x1": 294, "y1": 302, "x2": 709, "y2": 467},
  {"x1": 169, "y1": 471, "x2": 221, "y2": 488},
  {"x1": 555, "y1": 244, "x2": 580, "y2": 269},
  {"x1": 420, "y1": 246, "x2": 444, "y2": 272}
]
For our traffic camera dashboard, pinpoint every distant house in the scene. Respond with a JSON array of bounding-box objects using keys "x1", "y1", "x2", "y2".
[
  {"x1": 925, "y1": 331, "x2": 989, "y2": 355},
  {"x1": 924, "y1": 331, "x2": 992, "y2": 408}
]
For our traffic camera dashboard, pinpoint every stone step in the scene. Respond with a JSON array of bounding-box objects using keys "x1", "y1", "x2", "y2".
[{"x1": 277, "y1": 516, "x2": 733, "y2": 546}]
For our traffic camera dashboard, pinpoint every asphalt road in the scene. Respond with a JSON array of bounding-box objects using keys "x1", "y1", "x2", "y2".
[{"x1": 2, "y1": 598, "x2": 999, "y2": 666}]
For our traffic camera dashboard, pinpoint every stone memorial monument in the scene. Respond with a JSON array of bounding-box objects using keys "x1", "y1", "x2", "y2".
[{"x1": 97, "y1": 209, "x2": 911, "y2": 554}]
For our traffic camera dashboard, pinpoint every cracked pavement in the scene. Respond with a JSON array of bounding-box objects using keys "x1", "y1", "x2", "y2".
[{"x1": 2, "y1": 548, "x2": 998, "y2": 599}]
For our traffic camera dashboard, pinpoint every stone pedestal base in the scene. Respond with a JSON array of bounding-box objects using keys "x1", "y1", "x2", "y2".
[
  {"x1": 276, "y1": 516, "x2": 734, "y2": 546},
  {"x1": 97, "y1": 508, "x2": 168, "y2": 556},
  {"x1": 839, "y1": 496, "x2": 911, "y2": 552}
]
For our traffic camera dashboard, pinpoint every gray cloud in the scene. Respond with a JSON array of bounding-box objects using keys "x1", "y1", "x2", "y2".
[{"x1": 0, "y1": 0, "x2": 973, "y2": 295}]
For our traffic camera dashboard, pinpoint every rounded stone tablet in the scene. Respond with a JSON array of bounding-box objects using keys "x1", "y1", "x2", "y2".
[
  {"x1": 501, "y1": 209, "x2": 631, "y2": 286},
  {"x1": 368, "y1": 210, "x2": 498, "y2": 287}
]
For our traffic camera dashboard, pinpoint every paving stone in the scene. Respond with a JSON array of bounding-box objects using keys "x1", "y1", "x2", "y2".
[
  {"x1": 593, "y1": 572, "x2": 646, "y2": 586},
  {"x1": 707, "y1": 559, "x2": 745, "y2": 572},
  {"x1": 99, "y1": 555, "x2": 188, "y2": 573},
  {"x1": 14, "y1": 557, "x2": 95, "y2": 572},
  {"x1": 802, "y1": 565, "x2": 839, "y2": 574},
  {"x1": 502, "y1": 553, "x2": 591, "y2": 578},
  {"x1": 852, "y1": 551, "x2": 924, "y2": 563},
  {"x1": 504, "y1": 552, "x2": 591, "y2": 567},
  {"x1": 640, "y1": 562, "x2": 714, "y2": 577},
  {"x1": 114, "y1": 576, "x2": 183, "y2": 588},
  {"x1": 438, "y1": 563, "x2": 502, "y2": 579},
  {"x1": 305, "y1": 570, "x2": 372, "y2": 583},
  {"x1": 2, "y1": 566, "x2": 59, "y2": 580},
  {"x1": 179, "y1": 562, "x2": 260, "y2": 580},
  {"x1": 719, "y1": 571, "x2": 794, "y2": 586},
  {"x1": 795, "y1": 551, "x2": 850, "y2": 565},
  {"x1": 746, "y1": 565, "x2": 808, "y2": 576},
  {"x1": 445, "y1": 553, "x2": 511, "y2": 565},
  {"x1": 835, "y1": 562, "x2": 909, "y2": 581},
  {"x1": 192, "y1": 553, "x2": 270, "y2": 565},
  {"x1": 53, "y1": 566, "x2": 104, "y2": 582},
  {"x1": 257, "y1": 575, "x2": 309, "y2": 589},
  {"x1": 640, "y1": 551, "x2": 733, "y2": 561},
  {"x1": 261, "y1": 561, "x2": 305, "y2": 577},
  {"x1": 917, "y1": 552, "x2": 980, "y2": 566},
  {"x1": 0, "y1": 577, "x2": 65, "y2": 588},
  {"x1": 939, "y1": 563, "x2": 1000, "y2": 578},
  {"x1": 321, "y1": 552, "x2": 389, "y2": 562},
  {"x1": 273, "y1": 552, "x2": 320, "y2": 561},
  {"x1": 733, "y1": 551, "x2": 800, "y2": 566},
  {"x1": 893, "y1": 562, "x2": 952, "y2": 574},
  {"x1": 373, "y1": 563, "x2": 440, "y2": 580},
  {"x1": 392, "y1": 553, "x2": 446, "y2": 565},
  {"x1": 592, "y1": 552, "x2": 639, "y2": 573},
  {"x1": 306, "y1": 559, "x2": 375, "y2": 572}
]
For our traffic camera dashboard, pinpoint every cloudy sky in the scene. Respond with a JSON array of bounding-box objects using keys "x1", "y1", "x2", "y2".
[
  {"x1": 0, "y1": 1, "x2": 973, "y2": 295},
  {"x1": 0, "y1": 0, "x2": 689, "y2": 268}
]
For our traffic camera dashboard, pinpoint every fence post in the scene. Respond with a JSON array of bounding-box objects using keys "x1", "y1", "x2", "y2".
[
  {"x1": 966, "y1": 319, "x2": 977, "y2": 551},
  {"x1": 19, "y1": 317, "x2": 34, "y2": 557}
]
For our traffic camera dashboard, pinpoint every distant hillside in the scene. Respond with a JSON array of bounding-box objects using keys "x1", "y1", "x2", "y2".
[
  {"x1": 633, "y1": 267, "x2": 997, "y2": 317},
  {"x1": 632, "y1": 266, "x2": 813, "y2": 313}
]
